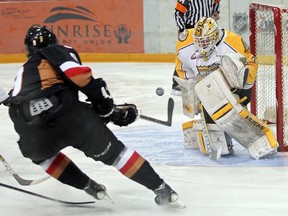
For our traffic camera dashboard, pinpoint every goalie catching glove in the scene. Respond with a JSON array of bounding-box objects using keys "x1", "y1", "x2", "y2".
[
  {"x1": 219, "y1": 53, "x2": 249, "y2": 89},
  {"x1": 110, "y1": 104, "x2": 138, "y2": 127}
]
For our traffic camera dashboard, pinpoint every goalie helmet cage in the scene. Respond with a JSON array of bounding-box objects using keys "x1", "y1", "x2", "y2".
[{"x1": 249, "y1": 3, "x2": 288, "y2": 151}]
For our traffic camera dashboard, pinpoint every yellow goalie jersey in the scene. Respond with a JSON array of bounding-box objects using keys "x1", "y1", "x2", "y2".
[{"x1": 175, "y1": 28, "x2": 258, "y2": 89}]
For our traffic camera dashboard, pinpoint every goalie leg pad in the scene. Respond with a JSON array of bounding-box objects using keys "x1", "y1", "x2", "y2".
[
  {"x1": 182, "y1": 121, "x2": 199, "y2": 149},
  {"x1": 174, "y1": 76, "x2": 199, "y2": 119},
  {"x1": 195, "y1": 70, "x2": 279, "y2": 159},
  {"x1": 182, "y1": 120, "x2": 208, "y2": 155},
  {"x1": 207, "y1": 124, "x2": 232, "y2": 156},
  {"x1": 193, "y1": 122, "x2": 232, "y2": 156},
  {"x1": 237, "y1": 110, "x2": 278, "y2": 159},
  {"x1": 192, "y1": 120, "x2": 208, "y2": 155}
]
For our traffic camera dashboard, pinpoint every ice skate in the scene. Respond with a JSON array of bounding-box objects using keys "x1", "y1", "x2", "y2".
[
  {"x1": 84, "y1": 179, "x2": 114, "y2": 203},
  {"x1": 154, "y1": 183, "x2": 185, "y2": 208}
]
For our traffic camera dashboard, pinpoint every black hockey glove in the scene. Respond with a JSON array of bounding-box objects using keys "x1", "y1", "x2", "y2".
[
  {"x1": 111, "y1": 104, "x2": 138, "y2": 127},
  {"x1": 93, "y1": 83, "x2": 114, "y2": 117},
  {"x1": 83, "y1": 78, "x2": 114, "y2": 118}
]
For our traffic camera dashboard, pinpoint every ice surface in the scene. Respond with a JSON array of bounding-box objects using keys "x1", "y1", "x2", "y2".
[{"x1": 1, "y1": 62, "x2": 288, "y2": 216}]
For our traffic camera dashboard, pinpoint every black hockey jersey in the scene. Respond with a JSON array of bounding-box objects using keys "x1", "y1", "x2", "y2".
[{"x1": 11, "y1": 45, "x2": 92, "y2": 101}]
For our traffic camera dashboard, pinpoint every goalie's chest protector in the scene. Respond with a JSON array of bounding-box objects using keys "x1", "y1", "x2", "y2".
[
  {"x1": 194, "y1": 70, "x2": 278, "y2": 159},
  {"x1": 178, "y1": 43, "x2": 234, "y2": 80}
]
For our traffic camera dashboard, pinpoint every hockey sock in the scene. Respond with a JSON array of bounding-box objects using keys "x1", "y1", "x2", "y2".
[
  {"x1": 40, "y1": 152, "x2": 89, "y2": 189},
  {"x1": 113, "y1": 147, "x2": 164, "y2": 190}
]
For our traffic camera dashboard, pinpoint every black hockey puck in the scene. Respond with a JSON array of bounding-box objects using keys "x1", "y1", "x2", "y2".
[{"x1": 156, "y1": 87, "x2": 164, "y2": 96}]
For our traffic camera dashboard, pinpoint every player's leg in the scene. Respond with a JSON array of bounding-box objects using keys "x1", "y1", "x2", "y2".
[
  {"x1": 183, "y1": 119, "x2": 233, "y2": 157},
  {"x1": 72, "y1": 102, "x2": 179, "y2": 205},
  {"x1": 182, "y1": 120, "x2": 199, "y2": 149},
  {"x1": 195, "y1": 69, "x2": 279, "y2": 159},
  {"x1": 9, "y1": 102, "x2": 108, "y2": 200},
  {"x1": 203, "y1": 108, "x2": 234, "y2": 156},
  {"x1": 35, "y1": 152, "x2": 107, "y2": 200},
  {"x1": 175, "y1": 75, "x2": 232, "y2": 157}
]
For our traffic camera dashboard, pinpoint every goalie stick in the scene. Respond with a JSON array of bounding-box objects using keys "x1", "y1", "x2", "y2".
[
  {"x1": 0, "y1": 154, "x2": 50, "y2": 186},
  {"x1": 139, "y1": 97, "x2": 174, "y2": 126},
  {"x1": 0, "y1": 182, "x2": 95, "y2": 205},
  {"x1": 199, "y1": 104, "x2": 221, "y2": 160}
]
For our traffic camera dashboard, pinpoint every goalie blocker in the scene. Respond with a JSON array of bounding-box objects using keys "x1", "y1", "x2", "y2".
[{"x1": 194, "y1": 67, "x2": 278, "y2": 159}]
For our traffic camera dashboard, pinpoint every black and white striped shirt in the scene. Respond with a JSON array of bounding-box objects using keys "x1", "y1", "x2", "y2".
[{"x1": 174, "y1": 0, "x2": 220, "y2": 32}]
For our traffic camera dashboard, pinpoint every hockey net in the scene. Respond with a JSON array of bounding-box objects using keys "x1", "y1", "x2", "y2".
[{"x1": 249, "y1": 3, "x2": 288, "y2": 151}]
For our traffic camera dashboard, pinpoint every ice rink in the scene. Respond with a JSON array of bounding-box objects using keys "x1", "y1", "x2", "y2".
[{"x1": 1, "y1": 62, "x2": 288, "y2": 216}]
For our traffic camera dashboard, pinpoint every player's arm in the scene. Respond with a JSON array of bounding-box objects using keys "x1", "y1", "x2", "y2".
[
  {"x1": 212, "y1": 0, "x2": 221, "y2": 21},
  {"x1": 40, "y1": 45, "x2": 114, "y2": 117},
  {"x1": 235, "y1": 38, "x2": 258, "y2": 90},
  {"x1": 40, "y1": 45, "x2": 137, "y2": 126},
  {"x1": 175, "y1": 55, "x2": 186, "y2": 80},
  {"x1": 174, "y1": 0, "x2": 189, "y2": 33},
  {"x1": 242, "y1": 47, "x2": 258, "y2": 90},
  {"x1": 175, "y1": 29, "x2": 195, "y2": 80}
]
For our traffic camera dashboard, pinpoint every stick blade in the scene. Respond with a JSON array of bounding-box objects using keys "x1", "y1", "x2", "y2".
[
  {"x1": 139, "y1": 97, "x2": 174, "y2": 127},
  {"x1": 167, "y1": 97, "x2": 174, "y2": 126}
]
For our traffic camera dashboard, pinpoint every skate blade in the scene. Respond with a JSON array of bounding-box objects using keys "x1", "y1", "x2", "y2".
[
  {"x1": 168, "y1": 200, "x2": 186, "y2": 209},
  {"x1": 160, "y1": 199, "x2": 185, "y2": 209},
  {"x1": 104, "y1": 193, "x2": 115, "y2": 204}
]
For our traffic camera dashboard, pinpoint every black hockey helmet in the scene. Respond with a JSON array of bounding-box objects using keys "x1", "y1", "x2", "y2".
[{"x1": 24, "y1": 24, "x2": 58, "y2": 56}]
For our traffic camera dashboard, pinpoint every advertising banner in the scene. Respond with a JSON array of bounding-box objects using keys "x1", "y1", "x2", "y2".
[{"x1": 0, "y1": 0, "x2": 144, "y2": 54}]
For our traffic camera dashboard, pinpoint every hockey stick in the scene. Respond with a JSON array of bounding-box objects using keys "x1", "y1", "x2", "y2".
[
  {"x1": 139, "y1": 97, "x2": 174, "y2": 126},
  {"x1": 199, "y1": 104, "x2": 221, "y2": 160},
  {"x1": 0, "y1": 182, "x2": 95, "y2": 205},
  {"x1": 0, "y1": 154, "x2": 50, "y2": 186}
]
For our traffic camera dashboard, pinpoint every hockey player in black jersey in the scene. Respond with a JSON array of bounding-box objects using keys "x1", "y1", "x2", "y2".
[{"x1": 7, "y1": 24, "x2": 180, "y2": 206}]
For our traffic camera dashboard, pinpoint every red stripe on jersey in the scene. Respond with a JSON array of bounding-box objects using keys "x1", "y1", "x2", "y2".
[
  {"x1": 119, "y1": 151, "x2": 140, "y2": 174},
  {"x1": 46, "y1": 152, "x2": 66, "y2": 175},
  {"x1": 65, "y1": 66, "x2": 91, "y2": 78}
]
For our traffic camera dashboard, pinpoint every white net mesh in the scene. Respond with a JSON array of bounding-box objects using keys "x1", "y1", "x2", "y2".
[
  {"x1": 281, "y1": 11, "x2": 288, "y2": 145},
  {"x1": 251, "y1": 3, "x2": 288, "y2": 147},
  {"x1": 254, "y1": 7, "x2": 275, "y2": 121}
]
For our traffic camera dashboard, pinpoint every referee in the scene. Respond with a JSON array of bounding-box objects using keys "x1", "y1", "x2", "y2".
[{"x1": 171, "y1": 0, "x2": 221, "y2": 95}]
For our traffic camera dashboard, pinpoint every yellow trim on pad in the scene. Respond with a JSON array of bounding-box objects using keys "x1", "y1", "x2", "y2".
[
  {"x1": 239, "y1": 109, "x2": 278, "y2": 148},
  {"x1": 211, "y1": 103, "x2": 233, "y2": 121},
  {"x1": 182, "y1": 121, "x2": 194, "y2": 130},
  {"x1": 198, "y1": 131, "x2": 207, "y2": 155}
]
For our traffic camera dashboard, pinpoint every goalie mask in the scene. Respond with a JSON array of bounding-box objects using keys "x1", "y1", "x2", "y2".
[
  {"x1": 193, "y1": 17, "x2": 219, "y2": 61},
  {"x1": 24, "y1": 24, "x2": 58, "y2": 57}
]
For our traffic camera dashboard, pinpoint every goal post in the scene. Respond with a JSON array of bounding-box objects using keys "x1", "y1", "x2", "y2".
[{"x1": 249, "y1": 3, "x2": 288, "y2": 151}]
